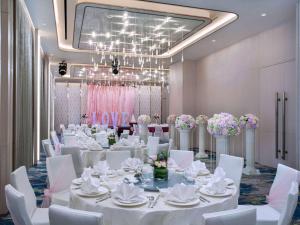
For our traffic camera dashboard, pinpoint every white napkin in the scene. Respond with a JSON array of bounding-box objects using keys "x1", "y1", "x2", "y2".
[
  {"x1": 94, "y1": 161, "x2": 110, "y2": 175},
  {"x1": 112, "y1": 183, "x2": 144, "y2": 203},
  {"x1": 121, "y1": 158, "x2": 143, "y2": 170},
  {"x1": 165, "y1": 183, "x2": 197, "y2": 203},
  {"x1": 185, "y1": 160, "x2": 209, "y2": 178},
  {"x1": 203, "y1": 167, "x2": 226, "y2": 194},
  {"x1": 119, "y1": 138, "x2": 132, "y2": 146},
  {"x1": 81, "y1": 177, "x2": 100, "y2": 194},
  {"x1": 81, "y1": 167, "x2": 93, "y2": 181}
]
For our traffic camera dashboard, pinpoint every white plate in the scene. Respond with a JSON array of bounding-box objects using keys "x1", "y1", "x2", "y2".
[
  {"x1": 198, "y1": 170, "x2": 210, "y2": 176},
  {"x1": 112, "y1": 196, "x2": 148, "y2": 207},
  {"x1": 76, "y1": 187, "x2": 108, "y2": 197},
  {"x1": 72, "y1": 178, "x2": 83, "y2": 185},
  {"x1": 225, "y1": 178, "x2": 234, "y2": 186},
  {"x1": 165, "y1": 198, "x2": 200, "y2": 207},
  {"x1": 200, "y1": 188, "x2": 233, "y2": 197}
]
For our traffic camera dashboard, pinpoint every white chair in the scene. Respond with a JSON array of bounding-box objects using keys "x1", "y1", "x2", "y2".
[
  {"x1": 95, "y1": 132, "x2": 109, "y2": 148},
  {"x1": 106, "y1": 150, "x2": 131, "y2": 170},
  {"x1": 203, "y1": 207, "x2": 256, "y2": 225},
  {"x1": 50, "y1": 131, "x2": 61, "y2": 154},
  {"x1": 9, "y1": 166, "x2": 49, "y2": 225},
  {"x1": 60, "y1": 146, "x2": 83, "y2": 177},
  {"x1": 46, "y1": 155, "x2": 77, "y2": 206},
  {"x1": 158, "y1": 143, "x2": 169, "y2": 153},
  {"x1": 5, "y1": 184, "x2": 49, "y2": 225},
  {"x1": 239, "y1": 164, "x2": 299, "y2": 225},
  {"x1": 45, "y1": 144, "x2": 56, "y2": 158},
  {"x1": 147, "y1": 136, "x2": 160, "y2": 156},
  {"x1": 49, "y1": 205, "x2": 103, "y2": 225},
  {"x1": 127, "y1": 135, "x2": 139, "y2": 143},
  {"x1": 169, "y1": 150, "x2": 194, "y2": 169},
  {"x1": 63, "y1": 135, "x2": 77, "y2": 146},
  {"x1": 218, "y1": 154, "x2": 244, "y2": 188}
]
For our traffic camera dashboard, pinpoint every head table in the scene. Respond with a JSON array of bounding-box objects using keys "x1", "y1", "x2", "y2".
[{"x1": 69, "y1": 171, "x2": 237, "y2": 225}]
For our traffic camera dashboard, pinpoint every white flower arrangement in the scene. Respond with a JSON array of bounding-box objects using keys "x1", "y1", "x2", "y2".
[
  {"x1": 239, "y1": 114, "x2": 259, "y2": 129},
  {"x1": 167, "y1": 114, "x2": 177, "y2": 124},
  {"x1": 207, "y1": 112, "x2": 240, "y2": 136},
  {"x1": 137, "y1": 115, "x2": 151, "y2": 125},
  {"x1": 175, "y1": 114, "x2": 196, "y2": 130},
  {"x1": 196, "y1": 115, "x2": 209, "y2": 125}
]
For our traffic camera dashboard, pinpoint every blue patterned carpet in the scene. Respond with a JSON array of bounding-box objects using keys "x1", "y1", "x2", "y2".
[{"x1": 1, "y1": 151, "x2": 299, "y2": 225}]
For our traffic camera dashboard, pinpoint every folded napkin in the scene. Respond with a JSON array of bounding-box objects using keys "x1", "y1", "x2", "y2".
[
  {"x1": 81, "y1": 167, "x2": 93, "y2": 181},
  {"x1": 165, "y1": 183, "x2": 197, "y2": 203},
  {"x1": 121, "y1": 158, "x2": 143, "y2": 170},
  {"x1": 81, "y1": 177, "x2": 101, "y2": 194},
  {"x1": 112, "y1": 183, "x2": 144, "y2": 203},
  {"x1": 94, "y1": 161, "x2": 110, "y2": 175},
  {"x1": 118, "y1": 138, "x2": 132, "y2": 146},
  {"x1": 203, "y1": 167, "x2": 227, "y2": 194},
  {"x1": 185, "y1": 160, "x2": 209, "y2": 178}
]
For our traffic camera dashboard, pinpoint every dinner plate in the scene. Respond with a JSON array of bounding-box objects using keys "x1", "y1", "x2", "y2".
[
  {"x1": 198, "y1": 170, "x2": 210, "y2": 176},
  {"x1": 72, "y1": 178, "x2": 83, "y2": 185},
  {"x1": 112, "y1": 196, "x2": 148, "y2": 207},
  {"x1": 165, "y1": 198, "x2": 200, "y2": 207},
  {"x1": 76, "y1": 187, "x2": 109, "y2": 197},
  {"x1": 200, "y1": 188, "x2": 233, "y2": 197}
]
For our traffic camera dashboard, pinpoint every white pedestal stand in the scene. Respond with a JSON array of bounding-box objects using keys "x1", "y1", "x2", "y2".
[
  {"x1": 243, "y1": 128, "x2": 260, "y2": 175},
  {"x1": 179, "y1": 129, "x2": 191, "y2": 151},
  {"x1": 215, "y1": 136, "x2": 229, "y2": 164},
  {"x1": 196, "y1": 125, "x2": 208, "y2": 158},
  {"x1": 138, "y1": 124, "x2": 148, "y2": 144}
]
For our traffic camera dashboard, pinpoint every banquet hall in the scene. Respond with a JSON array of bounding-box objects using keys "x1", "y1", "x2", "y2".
[{"x1": 0, "y1": 0, "x2": 300, "y2": 224}]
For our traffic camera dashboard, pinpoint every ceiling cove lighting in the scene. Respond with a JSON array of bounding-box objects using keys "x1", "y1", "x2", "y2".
[{"x1": 53, "y1": 0, "x2": 238, "y2": 59}]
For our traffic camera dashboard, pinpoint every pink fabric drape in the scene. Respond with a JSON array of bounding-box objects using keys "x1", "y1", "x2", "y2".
[{"x1": 86, "y1": 85, "x2": 136, "y2": 126}]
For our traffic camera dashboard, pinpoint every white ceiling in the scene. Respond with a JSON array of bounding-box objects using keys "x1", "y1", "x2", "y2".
[{"x1": 25, "y1": 0, "x2": 297, "y2": 65}]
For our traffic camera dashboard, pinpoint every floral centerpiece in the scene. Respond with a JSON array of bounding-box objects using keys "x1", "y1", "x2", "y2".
[
  {"x1": 108, "y1": 133, "x2": 116, "y2": 146},
  {"x1": 91, "y1": 125, "x2": 97, "y2": 134},
  {"x1": 167, "y1": 114, "x2": 177, "y2": 124},
  {"x1": 150, "y1": 150, "x2": 168, "y2": 180},
  {"x1": 239, "y1": 114, "x2": 259, "y2": 129},
  {"x1": 153, "y1": 113, "x2": 160, "y2": 124},
  {"x1": 207, "y1": 113, "x2": 240, "y2": 136},
  {"x1": 196, "y1": 115, "x2": 209, "y2": 125},
  {"x1": 175, "y1": 115, "x2": 196, "y2": 130},
  {"x1": 137, "y1": 115, "x2": 151, "y2": 125}
]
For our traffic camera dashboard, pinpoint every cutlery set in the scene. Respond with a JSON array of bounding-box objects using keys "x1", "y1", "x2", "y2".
[
  {"x1": 147, "y1": 195, "x2": 159, "y2": 208},
  {"x1": 199, "y1": 195, "x2": 210, "y2": 203}
]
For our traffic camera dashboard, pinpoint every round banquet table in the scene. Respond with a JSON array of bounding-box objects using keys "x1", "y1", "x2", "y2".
[{"x1": 69, "y1": 173, "x2": 238, "y2": 225}]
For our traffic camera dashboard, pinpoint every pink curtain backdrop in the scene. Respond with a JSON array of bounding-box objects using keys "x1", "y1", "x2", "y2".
[{"x1": 86, "y1": 85, "x2": 136, "y2": 126}]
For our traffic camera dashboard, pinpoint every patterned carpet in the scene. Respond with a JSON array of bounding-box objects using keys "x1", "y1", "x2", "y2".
[{"x1": 0, "y1": 151, "x2": 299, "y2": 225}]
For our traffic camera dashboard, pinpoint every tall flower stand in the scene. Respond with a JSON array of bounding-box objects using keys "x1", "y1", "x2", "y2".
[
  {"x1": 169, "y1": 124, "x2": 176, "y2": 149},
  {"x1": 215, "y1": 136, "x2": 229, "y2": 164},
  {"x1": 243, "y1": 128, "x2": 260, "y2": 175},
  {"x1": 139, "y1": 124, "x2": 149, "y2": 144},
  {"x1": 196, "y1": 125, "x2": 208, "y2": 159},
  {"x1": 179, "y1": 129, "x2": 191, "y2": 151}
]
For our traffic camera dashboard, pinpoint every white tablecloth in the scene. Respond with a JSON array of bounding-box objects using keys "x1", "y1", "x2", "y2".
[{"x1": 69, "y1": 174, "x2": 237, "y2": 225}]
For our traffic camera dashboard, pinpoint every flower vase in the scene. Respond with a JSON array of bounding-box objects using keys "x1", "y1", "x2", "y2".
[
  {"x1": 196, "y1": 125, "x2": 208, "y2": 159},
  {"x1": 153, "y1": 167, "x2": 168, "y2": 180},
  {"x1": 179, "y1": 129, "x2": 191, "y2": 150},
  {"x1": 215, "y1": 136, "x2": 230, "y2": 164},
  {"x1": 243, "y1": 128, "x2": 260, "y2": 175},
  {"x1": 139, "y1": 124, "x2": 148, "y2": 144}
]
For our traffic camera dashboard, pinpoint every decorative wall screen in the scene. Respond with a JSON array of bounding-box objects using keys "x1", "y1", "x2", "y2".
[{"x1": 54, "y1": 83, "x2": 162, "y2": 131}]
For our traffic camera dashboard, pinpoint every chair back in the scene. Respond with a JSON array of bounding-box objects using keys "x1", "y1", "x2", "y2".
[
  {"x1": 268, "y1": 163, "x2": 299, "y2": 212},
  {"x1": 5, "y1": 184, "x2": 33, "y2": 225},
  {"x1": 203, "y1": 207, "x2": 256, "y2": 225},
  {"x1": 218, "y1": 154, "x2": 244, "y2": 187},
  {"x1": 147, "y1": 136, "x2": 160, "y2": 156},
  {"x1": 10, "y1": 166, "x2": 37, "y2": 217},
  {"x1": 61, "y1": 146, "x2": 83, "y2": 177},
  {"x1": 278, "y1": 181, "x2": 299, "y2": 225},
  {"x1": 158, "y1": 143, "x2": 169, "y2": 153},
  {"x1": 169, "y1": 150, "x2": 194, "y2": 169},
  {"x1": 63, "y1": 135, "x2": 77, "y2": 146},
  {"x1": 95, "y1": 132, "x2": 109, "y2": 147},
  {"x1": 49, "y1": 204, "x2": 103, "y2": 225},
  {"x1": 106, "y1": 151, "x2": 131, "y2": 170},
  {"x1": 46, "y1": 155, "x2": 77, "y2": 192},
  {"x1": 45, "y1": 143, "x2": 56, "y2": 157}
]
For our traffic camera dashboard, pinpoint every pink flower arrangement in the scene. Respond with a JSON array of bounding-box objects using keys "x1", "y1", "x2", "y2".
[
  {"x1": 207, "y1": 113, "x2": 240, "y2": 136},
  {"x1": 196, "y1": 115, "x2": 209, "y2": 125},
  {"x1": 175, "y1": 114, "x2": 196, "y2": 130},
  {"x1": 167, "y1": 114, "x2": 177, "y2": 124},
  {"x1": 137, "y1": 115, "x2": 151, "y2": 125},
  {"x1": 239, "y1": 114, "x2": 259, "y2": 129}
]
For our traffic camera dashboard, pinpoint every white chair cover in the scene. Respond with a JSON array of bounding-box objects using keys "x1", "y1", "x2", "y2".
[
  {"x1": 147, "y1": 136, "x2": 160, "y2": 156},
  {"x1": 63, "y1": 135, "x2": 77, "y2": 146},
  {"x1": 95, "y1": 132, "x2": 109, "y2": 148},
  {"x1": 46, "y1": 155, "x2": 76, "y2": 206},
  {"x1": 60, "y1": 146, "x2": 83, "y2": 177},
  {"x1": 5, "y1": 184, "x2": 33, "y2": 225},
  {"x1": 268, "y1": 164, "x2": 299, "y2": 212},
  {"x1": 49, "y1": 205, "x2": 103, "y2": 225},
  {"x1": 158, "y1": 143, "x2": 169, "y2": 153},
  {"x1": 203, "y1": 207, "x2": 256, "y2": 225},
  {"x1": 68, "y1": 124, "x2": 76, "y2": 130},
  {"x1": 218, "y1": 154, "x2": 244, "y2": 188},
  {"x1": 127, "y1": 135, "x2": 139, "y2": 143},
  {"x1": 50, "y1": 131, "x2": 61, "y2": 154},
  {"x1": 10, "y1": 166, "x2": 36, "y2": 217},
  {"x1": 169, "y1": 150, "x2": 194, "y2": 169},
  {"x1": 45, "y1": 144, "x2": 56, "y2": 158},
  {"x1": 106, "y1": 151, "x2": 131, "y2": 170}
]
